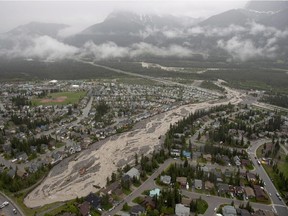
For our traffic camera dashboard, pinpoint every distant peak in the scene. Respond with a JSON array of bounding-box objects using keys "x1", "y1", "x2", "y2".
[{"x1": 245, "y1": 0, "x2": 288, "y2": 12}]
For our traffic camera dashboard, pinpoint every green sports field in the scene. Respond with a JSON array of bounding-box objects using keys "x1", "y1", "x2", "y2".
[{"x1": 32, "y1": 91, "x2": 87, "y2": 106}]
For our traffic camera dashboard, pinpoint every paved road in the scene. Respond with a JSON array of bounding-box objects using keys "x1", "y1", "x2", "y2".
[
  {"x1": 103, "y1": 158, "x2": 175, "y2": 216},
  {"x1": 248, "y1": 139, "x2": 288, "y2": 216},
  {"x1": 0, "y1": 192, "x2": 24, "y2": 216},
  {"x1": 181, "y1": 190, "x2": 273, "y2": 216},
  {"x1": 104, "y1": 153, "x2": 283, "y2": 216}
]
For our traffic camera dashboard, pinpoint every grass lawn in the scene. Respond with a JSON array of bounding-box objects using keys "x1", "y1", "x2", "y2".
[
  {"x1": 32, "y1": 91, "x2": 87, "y2": 106},
  {"x1": 132, "y1": 196, "x2": 144, "y2": 204},
  {"x1": 277, "y1": 149, "x2": 288, "y2": 178},
  {"x1": 278, "y1": 161, "x2": 288, "y2": 178},
  {"x1": 123, "y1": 188, "x2": 132, "y2": 195},
  {"x1": 196, "y1": 199, "x2": 208, "y2": 214}
]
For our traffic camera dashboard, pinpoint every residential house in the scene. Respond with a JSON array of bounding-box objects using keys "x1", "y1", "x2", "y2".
[
  {"x1": 222, "y1": 155, "x2": 231, "y2": 165},
  {"x1": 101, "y1": 181, "x2": 122, "y2": 195},
  {"x1": 125, "y1": 167, "x2": 140, "y2": 180},
  {"x1": 237, "y1": 209, "x2": 251, "y2": 216},
  {"x1": 7, "y1": 168, "x2": 15, "y2": 179},
  {"x1": 78, "y1": 201, "x2": 90, "y2": 216},
  {"x1": 194, "y1": 179, "x2": 203, "y2": 190},
  {"x1": 85, "y1": 193, "x2": 101, "y2": 210},
  {"x1": 254, "y1": 209, "x2": 276, "y2": 216},
  {"x1": 205, "y1": 181, "x2": 214, "y2": 190},
  {"x1": 224, "y1": 169, "x2": 232, "y2": 178},
  {"x1": 74, "y1": 143, "x2": 82, "y2": 152},
  {"x1": 234, "y1": 156, "x2": 241, "y2": 166},
  {"x1": 253, "y1": 185, "x2": 267, "y2": 200},
  {"x1": 141, "y1": 196, "x2": 155, "y2": 209},
  {"x1": 149, "y1": 188, "x2": 160, "y2": 197},
  {"x1": 241, "y1": 159, "x2": 250, "y2": 167},
  {"x1": 41, "y1": 144, "x2": 48, "y2": 152},
  {"x1": 182, "y1": 150, "x2": 191, "y2": 159},
  {"x1": 176, "y1": 177, "x2": 187, "y2": 188},
  {"x1": 211, "y1": 168, "x2": 222, "y2": 179},
  {"x1": 181, "y1": 198, "x2": 191, "y2": 207},
  {"x1": 68, "y1": 146, "x2": 75, "y2": 155},
  {"x1": 222, "y1": 205, "x2": 237, "y2": 216},
  {"x1": 129, "y1": 205, "x2": 145, "y2": 216},
  {"x1": 160, "y1": 175, "x2": 171, "y2": 185},
  {"x1": 29, "y1": 163, "x2": 39, "y2": 173},
  {"x1": 17, "y1": 152, "x2": 28, "y2": 162},
  {"x1": 16, "y1": 169, "x2": 28, "y2": 178},
  {"x1": 30, "y1": 146, "x2": 37, "y2": 153},
  {"x1": 203, "y1": 154, "x2": 212, "y2": 162},
  {"x1": 217, "y1": 183, "x2": 230, "y2": 194},
  {"x1": 175, "y1": 203, "x2": 190, "y2": 216},
  {"x1": 235, "y1": 186, "x2": 244, "y2": 197},
  {"x1": 244, "y1": 186, "x2": 255, "y2": 199},
  {"x1": 171, "y1": 149, "x2": 181, "y2": 157},
  {"x1": 201, "y1": 166, "x2": 210, "y2": 176},
  {"x1": 82, "y1": 136, "x2": 92, "y2": 147},
  {"x1": 174, "y1": 133, "x2": 185, "y2": 138},
  {"x1": 247, "y1": 173, "x2": 257, "y2": 182},
  {"x1": 51, "y1": 151, "x2": 63, "y2": 164}
]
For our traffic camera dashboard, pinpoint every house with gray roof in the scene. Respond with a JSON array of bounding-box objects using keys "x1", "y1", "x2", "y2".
[
  {"x1": 17, "y1": 152, "x2": 28, "y2": 162},
  {"x1": 160, "y1": 175, "x2": 171, "y2": 185},
  {"x1": 194, "y1": 179, "x2": 203, "y2": 190},
  {"x1": 175, "y1": 203, "x2": 190, "y2": 216},
  {"x1": 222, "y1": 205, "x2": 237, "y2": 216},
  {"x1": 125, "y1": 167, "x2": 140, "y2": 180},
  {"x1": 129, "y1": 204, "x2": 145, "y2": 216}
]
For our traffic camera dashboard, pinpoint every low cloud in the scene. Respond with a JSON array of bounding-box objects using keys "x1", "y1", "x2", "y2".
[
  {"x1": 80, "y1": 41, "x2": 197, "y2": 59},
  {"x1": 0, "y1": 35, "x2": 78, "y2": 61},
  {"x1": 130, "y1": 42, "x2": 195, "y2": 58},
  {"x1": 0, "y1": 34, "x2": 198, "y2": 61},
  {"x1": 1, "y1": 20, "x2": 288, "y2": 62},
  {"x1": 80, "y1": 41, "x2": 129, "y2": 59},
  {"x1": 217, "y1": 36, "x2": 278, "y2": 61}
]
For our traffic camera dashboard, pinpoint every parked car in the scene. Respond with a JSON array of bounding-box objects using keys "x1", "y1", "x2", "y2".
[{"x1": 0, "y1": 201, "x2": 9, "y2": 209}]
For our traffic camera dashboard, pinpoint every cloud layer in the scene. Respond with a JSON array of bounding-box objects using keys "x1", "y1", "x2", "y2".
[{"x1": 0, "y1": 21, "x2": 288, "y2": 62}]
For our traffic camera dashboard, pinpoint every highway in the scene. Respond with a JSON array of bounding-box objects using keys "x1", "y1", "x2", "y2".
[
  {"x1": 248, "y1": 139, "x2": 288, "y2": 216},
  {"x1": 78, "y1": 60, "x2": 221, "y2": 98}
]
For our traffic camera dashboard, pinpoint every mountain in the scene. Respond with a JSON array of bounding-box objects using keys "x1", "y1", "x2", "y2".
[
  {"x1": 1, "y1": 8, "x2": 288, "y2": 63},
  {"x1": 245, "y1": 0, "x2": 288, "y2": 13},
  {"x1": 200, "y1": 9, "x2": 251, "y2": 27},
  {"x1": 6, "y1": 22, "x2": 69, "y2": 38},
  {"x1": 82, "y1": 10, "x2": 193, "y2": 34},
  {"x1": 0, "y1": 22, "x2": 70, "y2": 54},
  {"x1": 260, "y1": 8, "x2": 288, "y2": 29},
  {"x1": 66, "y1": 11, "x2": 199, "y2": 47},
  {"x1": 199, "y1": 8, "x2": 276, "y2": 28}
]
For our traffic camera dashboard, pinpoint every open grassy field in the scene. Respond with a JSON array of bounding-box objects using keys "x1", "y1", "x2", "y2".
[{"x1": 32, "y1": 91, "x2": 87, "y2": 106}]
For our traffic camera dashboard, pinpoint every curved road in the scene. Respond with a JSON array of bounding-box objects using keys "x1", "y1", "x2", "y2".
[
  {"x1": 0, "y1": 192, "x2": 24, "y2": 216},
  {"x1": 248, "y1": 139, "x2": 288, "y2": 216}
]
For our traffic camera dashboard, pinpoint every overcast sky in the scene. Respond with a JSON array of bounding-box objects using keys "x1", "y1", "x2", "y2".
[{"x1": 0, "y1": 0, "x2": 247, "y2": 34}]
